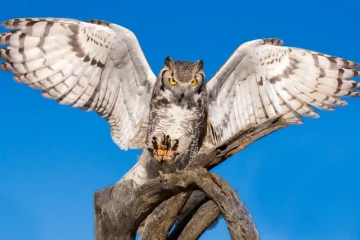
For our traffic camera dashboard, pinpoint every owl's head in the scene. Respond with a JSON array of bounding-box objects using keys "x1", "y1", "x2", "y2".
[{"x1": 158, "y1": 56, "x2": 206, "y2": 100}]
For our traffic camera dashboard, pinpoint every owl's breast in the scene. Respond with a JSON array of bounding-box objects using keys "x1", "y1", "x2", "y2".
[
  {"x1": 151, "y1": 101, "x2": 205, "y2": 140},
  {"x1": 167, "y1": 104, "x2": 195, "y2": 137}
]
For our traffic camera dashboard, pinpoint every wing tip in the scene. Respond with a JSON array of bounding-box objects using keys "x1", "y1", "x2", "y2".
[
  {"x1": 1, "y1": 18, "x2": 15, "y2": 28},
  {"x1": 2, "y1": 18, "x2": 36, "y2": 29},
  {"x1": 87, "y1": 19, "x2": 111, "y2": 27},
  {"x1": 263, "y1": 38, "x2": 284, "y2": 46},
  {"x1": 2, "y1": 18, "x2": 80, "y2": 29},
  {"x1": 2, "y1": 18, "x2": 31, "y2": 27}
]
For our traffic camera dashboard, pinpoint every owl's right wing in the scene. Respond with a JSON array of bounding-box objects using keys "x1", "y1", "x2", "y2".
[
  {"x1": 206, "y1": 38, "x2": 360, "y2": 145},
  {"x1": 0, "y1": 18, "x2": 157, "y2": 150}
]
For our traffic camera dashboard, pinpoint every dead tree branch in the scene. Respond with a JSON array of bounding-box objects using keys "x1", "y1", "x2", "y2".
[
  {"x1": 94, "y1": 115, "x2": 288, "y2": 240},
  {"x1": 175, "y1": 200, "x2": 220, "y2": 240},
  {"x1": 143, "y1": 116, "x2": 287, "y2": 239},
  {"x1": 140, "y1": 193, "x2": 190, "y2": 240},
  {"x1": 168, "y1": 195, "x2": 209, "y2": 239},
  {"x1": 95, "y1": 168, "x2": 258, "y2": 239}
]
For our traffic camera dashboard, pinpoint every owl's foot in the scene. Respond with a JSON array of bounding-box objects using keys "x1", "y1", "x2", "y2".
[{"x1": 148, "y1": 134, "x2": 179, "y2": 163}]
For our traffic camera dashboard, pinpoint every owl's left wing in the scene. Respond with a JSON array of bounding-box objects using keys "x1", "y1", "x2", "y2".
[
  {"x1": 206, "y1": 38, "x2": 360, "y2": 145},
  {"x1": 0, "y1": 18, "x2": 157, "y2": 150}
]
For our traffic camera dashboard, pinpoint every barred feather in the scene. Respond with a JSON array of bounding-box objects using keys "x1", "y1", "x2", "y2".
[
  {"x1": 0, "y1": 18, "x2": 156, "y2": 150},
  {"x1": 207, "y1": 38, "x2": 360, "y2": 144}
]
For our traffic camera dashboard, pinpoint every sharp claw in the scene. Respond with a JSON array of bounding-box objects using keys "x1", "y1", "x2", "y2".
[
  {"x1": 161, "y1": 134, "x2": 166, "y2": 146},
  {"x1": 172, "y1": 139, "x2": 179, "y2": 150},
  {"x1": 165, "y1": 136, "x2": 171, "y2": 150},
  {"x1": 148, "y1": 148, "x2": 154, "y2": 154},
  {"x1": 152, "y1": 137, "x2": 159, "y2": 149}
]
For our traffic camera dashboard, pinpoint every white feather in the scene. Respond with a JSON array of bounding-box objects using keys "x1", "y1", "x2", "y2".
[
  {"x1": 0, "y1": 18, "x2": 157, "y2": 150},
  {"x1": 207, "y1": 38, "x2": 360, "y2": 144}
]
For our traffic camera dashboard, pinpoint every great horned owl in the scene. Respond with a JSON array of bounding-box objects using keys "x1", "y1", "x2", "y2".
[
  {"x1": 143, "y1": 57, "x2": 208, "y2": 179},
  {"x1": 1, "y1": 18, "x2": 360, "y2": 228},
  {"x1": 120, "y1": 57, "x2": 208, "y2": 183}
]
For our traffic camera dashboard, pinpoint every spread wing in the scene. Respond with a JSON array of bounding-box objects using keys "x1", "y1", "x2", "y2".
[
  {"x1": 207, "y1": 38, "x2": 360, "y2": 145},
  {"x1": 0, "y1": 18, "x2": 157, "y2": 150}
]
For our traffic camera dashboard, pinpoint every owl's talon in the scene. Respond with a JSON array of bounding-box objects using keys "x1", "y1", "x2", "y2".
[
  {"x1": 172, "y1": 139, "x2": 179, "y2": 151},
  {"x1": 152, "y1": 137, "x2": 159, "y2": 149},
  {"x1": 165, "y1": 135, "x2": 172, "y2": 150},
  {"x1": 149, "y1": 134, "x2": 180, "y2": 163},
  {"x1": 161, "y1": 134, "x2": 167, "y2": 146}
]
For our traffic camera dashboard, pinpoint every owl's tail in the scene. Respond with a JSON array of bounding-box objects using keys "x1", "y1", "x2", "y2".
[{"x1": 118, "y1": 161, "x2": 149, "y2": 186}]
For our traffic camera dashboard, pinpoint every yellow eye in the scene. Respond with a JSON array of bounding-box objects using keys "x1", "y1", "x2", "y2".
[
  {"x1": 190, "y1": 79, "x2": 197, "y2": 87},
  {"x1": 169, "y1": 78, "x2": 177, "y2": 86}
]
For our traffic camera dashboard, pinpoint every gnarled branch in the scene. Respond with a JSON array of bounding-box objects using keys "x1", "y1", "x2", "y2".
[
  {"x1": 175, "y1": 200, "x2": 220, "y2": 240},
  {"x1": 143, "y1": 116, "x2": 287, "y2": 239},
  {"x1": 168, "y1": 194, "x2": 210, "y2": 239},
  {"x1": 141, "y1": 193, "x2": 190, "y2": 240},
  {"x1": 95, "y1": 116, "x2": 288, "y2": 239},
  {"x1": 95, "y1": 168, "x2": 258, "y2": 239}
]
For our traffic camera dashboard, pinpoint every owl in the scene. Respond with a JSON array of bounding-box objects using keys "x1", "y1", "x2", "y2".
[
  {"x1": 1, "y1": 18, "x2": 360, "y2": 227},
  {"x1": 143, "y1": 57, "x2": 207, "y2": 178}
]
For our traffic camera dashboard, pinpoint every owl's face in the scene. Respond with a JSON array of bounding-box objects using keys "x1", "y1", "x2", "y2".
[{"x1": 158, "y1": 57, "x2": 206, "y2": 101}]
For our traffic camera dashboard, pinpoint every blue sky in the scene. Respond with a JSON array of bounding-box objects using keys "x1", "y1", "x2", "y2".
[{"x1": 0, "y1": 0, "x2": 359, "y2": 239}]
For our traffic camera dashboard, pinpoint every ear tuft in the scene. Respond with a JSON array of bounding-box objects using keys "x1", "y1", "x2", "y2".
[
  {"x1": 164, "y1": 56, "x2": 174, "y2": 68},
  {"x1": 196, "y1": 60, "x2": 204, "y2": 71}
]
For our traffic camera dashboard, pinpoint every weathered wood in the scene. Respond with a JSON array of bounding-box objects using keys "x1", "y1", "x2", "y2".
[
  {"x1": 94, "y1": 116, "x2": 288, "y2": 239},
  {"x1": 141, "y1": 193, "x2": 190, "y2": 240},
  {"x1": 143, "y1": 116, "x2": 287, "y2": 239},
  {"x1": 203, "y1": 173, "x2": 259, "y2": 239},
  {"x1": 193, "y1": 116, "x2": 287, "y2": 170},
  {"x1": 168, "y1": 194, "x2": 209, "y2": 239},
  {"x1": 176, "y1": 200, "x2": 220, "y2": 240},
  {"x1": 95, "y1": 168, "x2": 258, "y2": 239}
]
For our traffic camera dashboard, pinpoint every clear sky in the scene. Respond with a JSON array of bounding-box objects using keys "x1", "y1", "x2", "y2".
[{"x1": 0, "y1": 0, "x2": 359, "y2": 239}]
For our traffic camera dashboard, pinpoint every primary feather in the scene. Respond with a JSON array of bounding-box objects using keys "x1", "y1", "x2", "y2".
[
  {"x1": 207, "y1": 38, "x2": 360, "y2": 145},
  {"x1": 0, "y1": 18, "x2": 157, "y2": 150}
]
